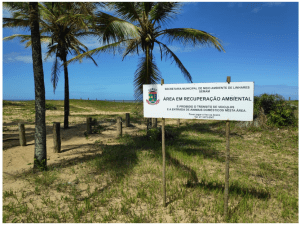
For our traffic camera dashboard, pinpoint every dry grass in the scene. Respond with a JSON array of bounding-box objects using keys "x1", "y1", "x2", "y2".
[{"x1": 2, "y1": 100, "x2": 298, "y2": 223}]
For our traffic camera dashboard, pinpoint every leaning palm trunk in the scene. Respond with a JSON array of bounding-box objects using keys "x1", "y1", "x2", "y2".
[
  {"x1": 29, "y1": 2, "x2": 47, "y2": 171},
  {"x1": 62, "y1": 54, "x2": 70, "y2": 129}
]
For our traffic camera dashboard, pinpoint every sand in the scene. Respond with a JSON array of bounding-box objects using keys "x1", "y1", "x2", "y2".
[{"x1": 2, "y1": 109, "x2": 149, "y2": 192}]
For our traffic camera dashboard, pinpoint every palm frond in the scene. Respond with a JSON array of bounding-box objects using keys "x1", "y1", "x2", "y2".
[
  {"x1": 133, "y1": 56, "x2": 162, "y2": 101},
  {"x1": 106, "y1": 2, "x2": 143, "y2": 25},
  {"x1": 155, "y1": 40, "x2": 192, "y2": 83},
  {"x1": 3, "y1": 34, "x2": 31, "y2": 42},
  {"x1": 93, "y1": 11, "x2": 139, "y2": 45},
  {"x1": 51, "y1": 56, "x2": 61, "y2": 94},
  {"x1": 122, "y1": 37, "x2": 142, "y2": 60},
  {"x1": 65, "y1": 40, "x2": 126, "y2": 66},
  {"x1": 143, "y1": 2, "x2": 155, "y2": 18},
  {"x1": 3, "y1": 18, "x2": 31, "y2": 30},
  {"x1": 159, "y1": 28, "x2": 225, "y2": 52},
  {"x1": 150, "y1": 2, "x2": 181, "y2": 26},
  {"x1": 3, "y1": 2, "x2": 29, "y2": 13},
  {"x1": 25, "y1": 36, "x2": 51, "y2": 48}
]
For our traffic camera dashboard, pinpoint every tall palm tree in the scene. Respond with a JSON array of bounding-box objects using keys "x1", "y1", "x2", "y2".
[
  {"x1": 66, "y1": 2, "x2": 225, "y2": 101},
  {"x1": 3, "y1": 2, "x2": 98, "y2": 128},
  {"x1": 29, "y1": 2, "x2": 47, "y2": 171}
]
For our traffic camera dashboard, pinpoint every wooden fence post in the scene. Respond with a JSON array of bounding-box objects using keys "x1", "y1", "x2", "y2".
[
  {"x1": 224, "y1": 76, "x2": 231, "y2": 220},
  {"x1": 125, "y1": 113, "x2": 130, "y2": 127},
  {"x1": 87, "y1": 117, "x2": 92, "y2": 134},
  {"x1": 88, "y1": 98, "x2": 89, "y2": 100},
  {"x1": 18, "y1": 123, "x2": 26, "y2": 146},
  {"x1": 152, "y1": 118, "x2": 157, "y2": 128},
  {"x1": 53, "y1": 122, "x2": 61, "y2": 153},
  {"x1": 289, "y1": 97, "x2": 291, "y2": 101},
  {"x1": 177, "y1": 119, "x2": 180, "y2": 127},
  {"x1": 117, "y1": 117, "x2": 122, "y2": 137},
  {"x1": 161, "y1": 78, "x2": 166, "y2": 207}
]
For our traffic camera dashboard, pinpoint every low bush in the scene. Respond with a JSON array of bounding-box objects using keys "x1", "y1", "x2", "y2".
[
  {"x1": 45, "y1": 103, "x2": 57, "y2": 110},
  {"x1": 254, "y1": 93, "x2": 297, "y2": 127}
]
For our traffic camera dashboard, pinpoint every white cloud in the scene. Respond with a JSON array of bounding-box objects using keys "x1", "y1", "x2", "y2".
[
  {"x1": 15, "y1": 55, "x2": 33, "y2": 63},
  {"x1": 263, "y1": 2, "x2": 284, "y2": 7},
  {"x1": 3, "y1": 51, "x2": 55, "y2": 64},
  {"x1": 251, "y1": 2, "x2": 284, "y2": 13},
  {"x1": 251, "y1": 7, "x2": 263, "y2": 13},
  {"x1": 3, "y1": 52, "x2": 21, "y2": 63}
]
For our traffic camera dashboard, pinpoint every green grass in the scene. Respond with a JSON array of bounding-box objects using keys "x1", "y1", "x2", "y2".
[{"x1": 2, "y1": 100, "x2": 298, "y2": 223}]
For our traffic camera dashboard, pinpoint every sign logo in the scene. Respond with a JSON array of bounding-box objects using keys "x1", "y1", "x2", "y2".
[{"x1": 146, "y1": 88, "x2": 160, "y2": 105}]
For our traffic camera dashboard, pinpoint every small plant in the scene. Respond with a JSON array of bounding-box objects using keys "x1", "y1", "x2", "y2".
[{"x1": 45, "y1": 103, "x2": 57, "y2": 110}]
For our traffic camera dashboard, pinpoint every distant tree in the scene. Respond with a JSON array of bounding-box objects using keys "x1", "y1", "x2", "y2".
[
  {"x1": 67, "y1": 2, "x2": 225, "y2": 101},
  {"x1": 3, "y1": 2, "x2": 98, "y2": 128}
]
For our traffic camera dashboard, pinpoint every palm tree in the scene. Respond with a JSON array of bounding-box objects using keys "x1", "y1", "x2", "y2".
[
  {"x1": 66, "y1": 2, "x2": 225, "y2": 101},
  {"x1": 29, "y1": 2, "x2": 47, "y2": 171},
  {"x1": 3, "y1": 2, "x2": 99, "y2": 129}
]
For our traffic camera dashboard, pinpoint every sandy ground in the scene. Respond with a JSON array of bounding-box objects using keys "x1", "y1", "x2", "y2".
[
  {"x1": 2, "y1": 108, "x2": 182, "y2": 194},
  {"x1": 3, "y1": 108, "x2": 146, "y2": 190}
]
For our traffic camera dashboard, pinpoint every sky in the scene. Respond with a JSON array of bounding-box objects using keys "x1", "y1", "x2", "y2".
[{"x1": 1, "y1": 1, "x2": 299, "y2": 101}]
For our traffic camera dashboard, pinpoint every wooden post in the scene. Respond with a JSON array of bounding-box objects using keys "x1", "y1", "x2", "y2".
[
  {"x1": 88, "y1": 98, "x2": 89, "y2": 100},
  {"x1": 87, "y1": 117, "x2": 92, "y2": 134},
  {"x1": 289, "y1": 97, "x2": 291, "y2": 101},
  {"x1": 224, "y1": 76, "x2": 231, "y2": 220},
  {"x1": 53, "y1": 122, "x2": 61, "y2": 153},
  {"x1": 18, "y1": 123, "x2": 26, "y2": 146},
  {"x1": 125, "y1": 113, "x2": 130, "y2": 127},
  {"x1": 96, "y1": 98, "x2": 97, "y2": 101},
  {"x1": 117, "y1": 117, "x2": 122, "y2": 137},
  {"x1": 123, "y1": 100, "x2": 124, "y2": 103},
  {"x1": 161, "y1": 78, "x2": 166, "y2": 207},
  {"x1": 177, "y1": 119, "x2": 180, "y2": 127},
  {"x1": 152, "y1": 118, "x2": 157, "y2": 128}
]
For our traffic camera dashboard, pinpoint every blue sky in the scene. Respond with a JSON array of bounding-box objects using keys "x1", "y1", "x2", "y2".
[{"x1": 2, "y1": 1, "x2": 299, "y2": 101}]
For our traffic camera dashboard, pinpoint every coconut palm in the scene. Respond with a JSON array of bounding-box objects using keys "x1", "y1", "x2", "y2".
[
  {"x1": 29, "y1": 2, "x2": 47, "y2": 171},
  {"x1": 3, "y1": 2, "x2": 99, "y2": 129},
  {"x1": 66, "y1": 2, "x2": 225, "y2": 101}
]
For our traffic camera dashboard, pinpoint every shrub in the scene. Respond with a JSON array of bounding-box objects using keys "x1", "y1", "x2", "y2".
[
  {"x1": 45, "y1": 103, "x2": 57, "y2": 110},
  {"x1": 254, "y1": 93, "x2": 297, "y2": 127}
]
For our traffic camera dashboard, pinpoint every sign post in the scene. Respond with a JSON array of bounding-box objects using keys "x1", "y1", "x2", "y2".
[
  {"x1": 143, "y1": 79, "x2": 254, "y2": 210},
  {"x1": 224, "y1": 76, "x2": 231, "y2": 220},
  {"x1": 161, "y1": 79, "x2": 166, "y2": 207}
]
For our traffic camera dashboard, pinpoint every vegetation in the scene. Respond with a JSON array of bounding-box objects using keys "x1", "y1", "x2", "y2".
[
  {"x1": 3, "y1": 2, "x2": 99, "y2": 129},
  {"x1": 254, "y1": 93, "x2": 297, "y2": 127},
  {"x1": 2, "y1": 100, "x2": 298, "y2": 222},
  {"x1": 67, "y1": 2, "x2": 225, "y2": 101}
]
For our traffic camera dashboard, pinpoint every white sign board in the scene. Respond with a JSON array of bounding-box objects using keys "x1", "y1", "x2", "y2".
[{"x1": 143, "y1": 82, "x2": 254, "y2": 121}]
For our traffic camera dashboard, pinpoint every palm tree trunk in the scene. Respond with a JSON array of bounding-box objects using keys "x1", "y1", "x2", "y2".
[
  {"x1": 146, "y1": 45, "x2": 151, "y2": 131},
  {"x1": 62, "y1": 54, "x2": 69, "y2": 129},
  {"x1": 29, "y1": 2, "x2": 47, "y2": 172}
]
